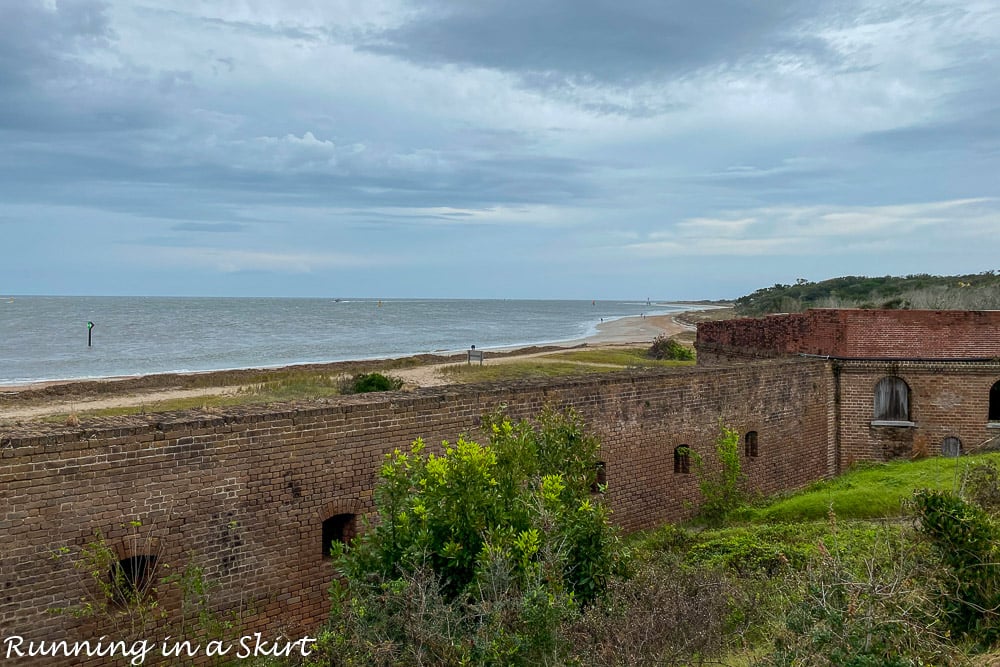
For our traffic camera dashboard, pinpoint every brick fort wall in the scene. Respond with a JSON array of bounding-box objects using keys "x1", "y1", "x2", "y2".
[{"x1": 0, "y1": 358, "x2": 832, "y2": 662}]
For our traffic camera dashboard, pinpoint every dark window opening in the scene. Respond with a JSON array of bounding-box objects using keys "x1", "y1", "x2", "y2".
[
  {"x1": 674, "y1": 446, "x2": 690, "y2": 474},
  {"x1": 990, "y1": 381, "x2": 1000, "y2": 421},
  {"x1": 591, "y1": 461, "x2": 607, "y2": 493},
  {"x1": 322, "y1": 513, "x2": 357, "y2": 558},
  {"x1": 109, "y1": 555, "x2": 157, "y2": 605},
  {"x1": 942, "y1": 436, "x2": 961, "y2": 458},
  {"x1": 874, "y1": 377, "x2": 910, "y2": 421},
  {"x1": 745, "y1": 431, "x2": 759, "y2": 458}
]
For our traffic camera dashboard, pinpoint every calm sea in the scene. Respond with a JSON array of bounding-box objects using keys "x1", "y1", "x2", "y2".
[{"x1": 0, "y1": 297, "x2": 686, "y2": 385}]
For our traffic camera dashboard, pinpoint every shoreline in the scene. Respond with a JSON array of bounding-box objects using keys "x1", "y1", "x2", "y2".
[
  {"x1": 0, "y1": 310, "x2": 722, "y2": 420},
  {"x1": 0, "y1": 309, "x2": 707, "y2": 393}
]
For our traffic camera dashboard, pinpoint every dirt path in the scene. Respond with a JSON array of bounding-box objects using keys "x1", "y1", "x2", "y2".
[{"x1": 0, "y1": 386, "x2": 246, "y2": 421}]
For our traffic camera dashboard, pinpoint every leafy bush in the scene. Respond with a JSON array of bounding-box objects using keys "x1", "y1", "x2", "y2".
[
  {"x1": 341, "y1": 372, "x2": 404, "y2": 394},
  {"x1": 912, "y1": 489, "x2": 1000, "y2": 644},
  {"x1": 648, "y1": 334, "x2": 695, "y2": 361},
  {"x1": 963, "y1": 460, "x2": 1000, "y2": 512},
  {"x1": 692, "y1": 423, "x2": 749, "y2": 526},
  {"x1": 317, "y1": 408, "x2": 624, "y2": 665}
]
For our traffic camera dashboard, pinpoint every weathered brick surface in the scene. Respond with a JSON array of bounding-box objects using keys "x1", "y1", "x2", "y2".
[
  {"x1": 835, "y1": 360, "x2": 1000, "y2": 469},
  {"x1": 0, "y1": 359, "x2": 832, "y2": 663},
  {"x1": 697, "y1": 309, "x2": 1000, "y2": 364},
  {"x1": 696, "y1": 309, "x2": 1000, "y2": 472}
]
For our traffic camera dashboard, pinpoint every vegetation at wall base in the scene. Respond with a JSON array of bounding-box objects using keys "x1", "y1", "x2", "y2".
[
  {"x1": 316, "y1": 407, "x2": 623, "y2": 666},
  {"x1": 295, "y1": 422, "x2": 1000, "y2": 667},
  {"x1": 691, "y1": 422, "x2": 749, "y2": 526}
]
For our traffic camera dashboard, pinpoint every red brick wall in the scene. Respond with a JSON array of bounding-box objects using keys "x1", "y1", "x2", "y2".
[
  {"x1": 835, "y1": 360, "x2": 1000, "y2": 469},
  {"x1": 697, "y1": 309, "x2": 1000, "y2": 363},
  {"x1": 0, "y1": 359, "x2": 832, "y2": 663}
]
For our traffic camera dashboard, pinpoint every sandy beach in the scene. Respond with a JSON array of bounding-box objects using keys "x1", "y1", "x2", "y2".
[{"x1": 0, "y1": 311, "x2": 703, "y2": 421}]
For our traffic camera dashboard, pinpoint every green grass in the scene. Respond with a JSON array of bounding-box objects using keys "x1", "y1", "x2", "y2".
[
  {"x1": 540, "y1": 347, "x2": 696, "y2": 367},
  {"x1": 438, "y1": 347, "x2": 696, "y2": 384},
  {"x1": 631, "y1": 452, "x2": 1000, "y2": 574},
  {"x1": 741, "y1": 453, "x2": 1000, "y2": 524}
]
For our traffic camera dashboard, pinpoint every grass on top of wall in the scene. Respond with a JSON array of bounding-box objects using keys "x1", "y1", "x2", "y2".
[{"x1": 440, "y1": 347, "x2": 696, "y2": 383}]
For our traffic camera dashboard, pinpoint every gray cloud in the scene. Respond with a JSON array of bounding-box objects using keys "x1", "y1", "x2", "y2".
[
  {"x1": 363, "y1": 0, "x2": 844, "y2": 85},
  {"x1": 1, "y1": 0, "x2": 998, "y2": 298},
  {"x1": 0, "y1": 0, "x2": 113, "y2": 87}
]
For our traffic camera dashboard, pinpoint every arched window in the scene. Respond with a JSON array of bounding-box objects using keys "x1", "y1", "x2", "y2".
[
  {"x1": 322, "y1": 513, "x2": 357, "y2": 558},
  {"x1": 745, "y1": 431, "x2": 759, "y2": 458},
  {"x1": 109, "y1": 555, "x2": 157, "y2": 605},
  {"x1": 942, "y1": 436, "x2": 961, "y2": 458},
  {"x1": 990, "y1": 380, "x2": 1000, "y2": 421},
  {"x1": 874, "y1": 377, "x2": 910, "y2": 421},
  {"x1": 674, "y1": 446, "x2": 690, "y2": 474}
]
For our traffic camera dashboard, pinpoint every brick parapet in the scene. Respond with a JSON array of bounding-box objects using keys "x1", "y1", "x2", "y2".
[{"x1": 696, "y1": 309, "x2": 1000, "y2": 362}]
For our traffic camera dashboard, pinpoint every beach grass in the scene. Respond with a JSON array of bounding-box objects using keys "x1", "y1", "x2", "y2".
[
  {"x1": 439, "y1": 360, "x2": 624, "y2": 382},
  {"x1": 540, "y1": 347, "x2": 696, "y2": 367},
  {"x1": 40, "y1": 371, "x2": 349, "y2": 421}
]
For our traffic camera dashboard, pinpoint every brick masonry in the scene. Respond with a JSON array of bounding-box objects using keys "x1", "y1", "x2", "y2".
[
  {"x1": 696, "y1": 308, "x2": 1000, "y2": 363},
  {"x1": 696, "y1": 309, "x2": 1000, "y2": 470},
  {"x1": 1, "y1": 359, "x2": 832, "y2": 662},
  {"x1": 835, "y1": 360, "x2": 1000, "y2": 467}
]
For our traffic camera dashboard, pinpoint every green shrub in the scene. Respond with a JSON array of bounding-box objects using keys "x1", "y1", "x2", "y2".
[
  {"x1": 912, "y1": 489, "x2": 1000, "y2": 644},
  {"x1": 760, "y1": 524, "x2": 959, "y2": 666},
  {"x1": 693, "y1": 422, "x2": 748, "y2": 526},
  {"x1": 342, "y1": 372, "x2": 404, "y2": 394},
  {"x1": 318, "y1": 408, "x2": 624, "y2": 665},
  {"x1": 648, "y1": 334, "x2": 695, "y2": 361},
  {"x1": 963, "y1": 460, "x2": 1000, "y2": 512}
]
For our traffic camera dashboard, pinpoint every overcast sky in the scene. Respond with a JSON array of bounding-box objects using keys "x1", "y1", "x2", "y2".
[{"x1": 2, "y1": 0, "x2": 998, "y2": 299}]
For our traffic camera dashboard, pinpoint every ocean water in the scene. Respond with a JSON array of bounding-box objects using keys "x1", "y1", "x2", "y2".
[{"x1": 0, "y1": 297, "x2": 686, "y2": 385}]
